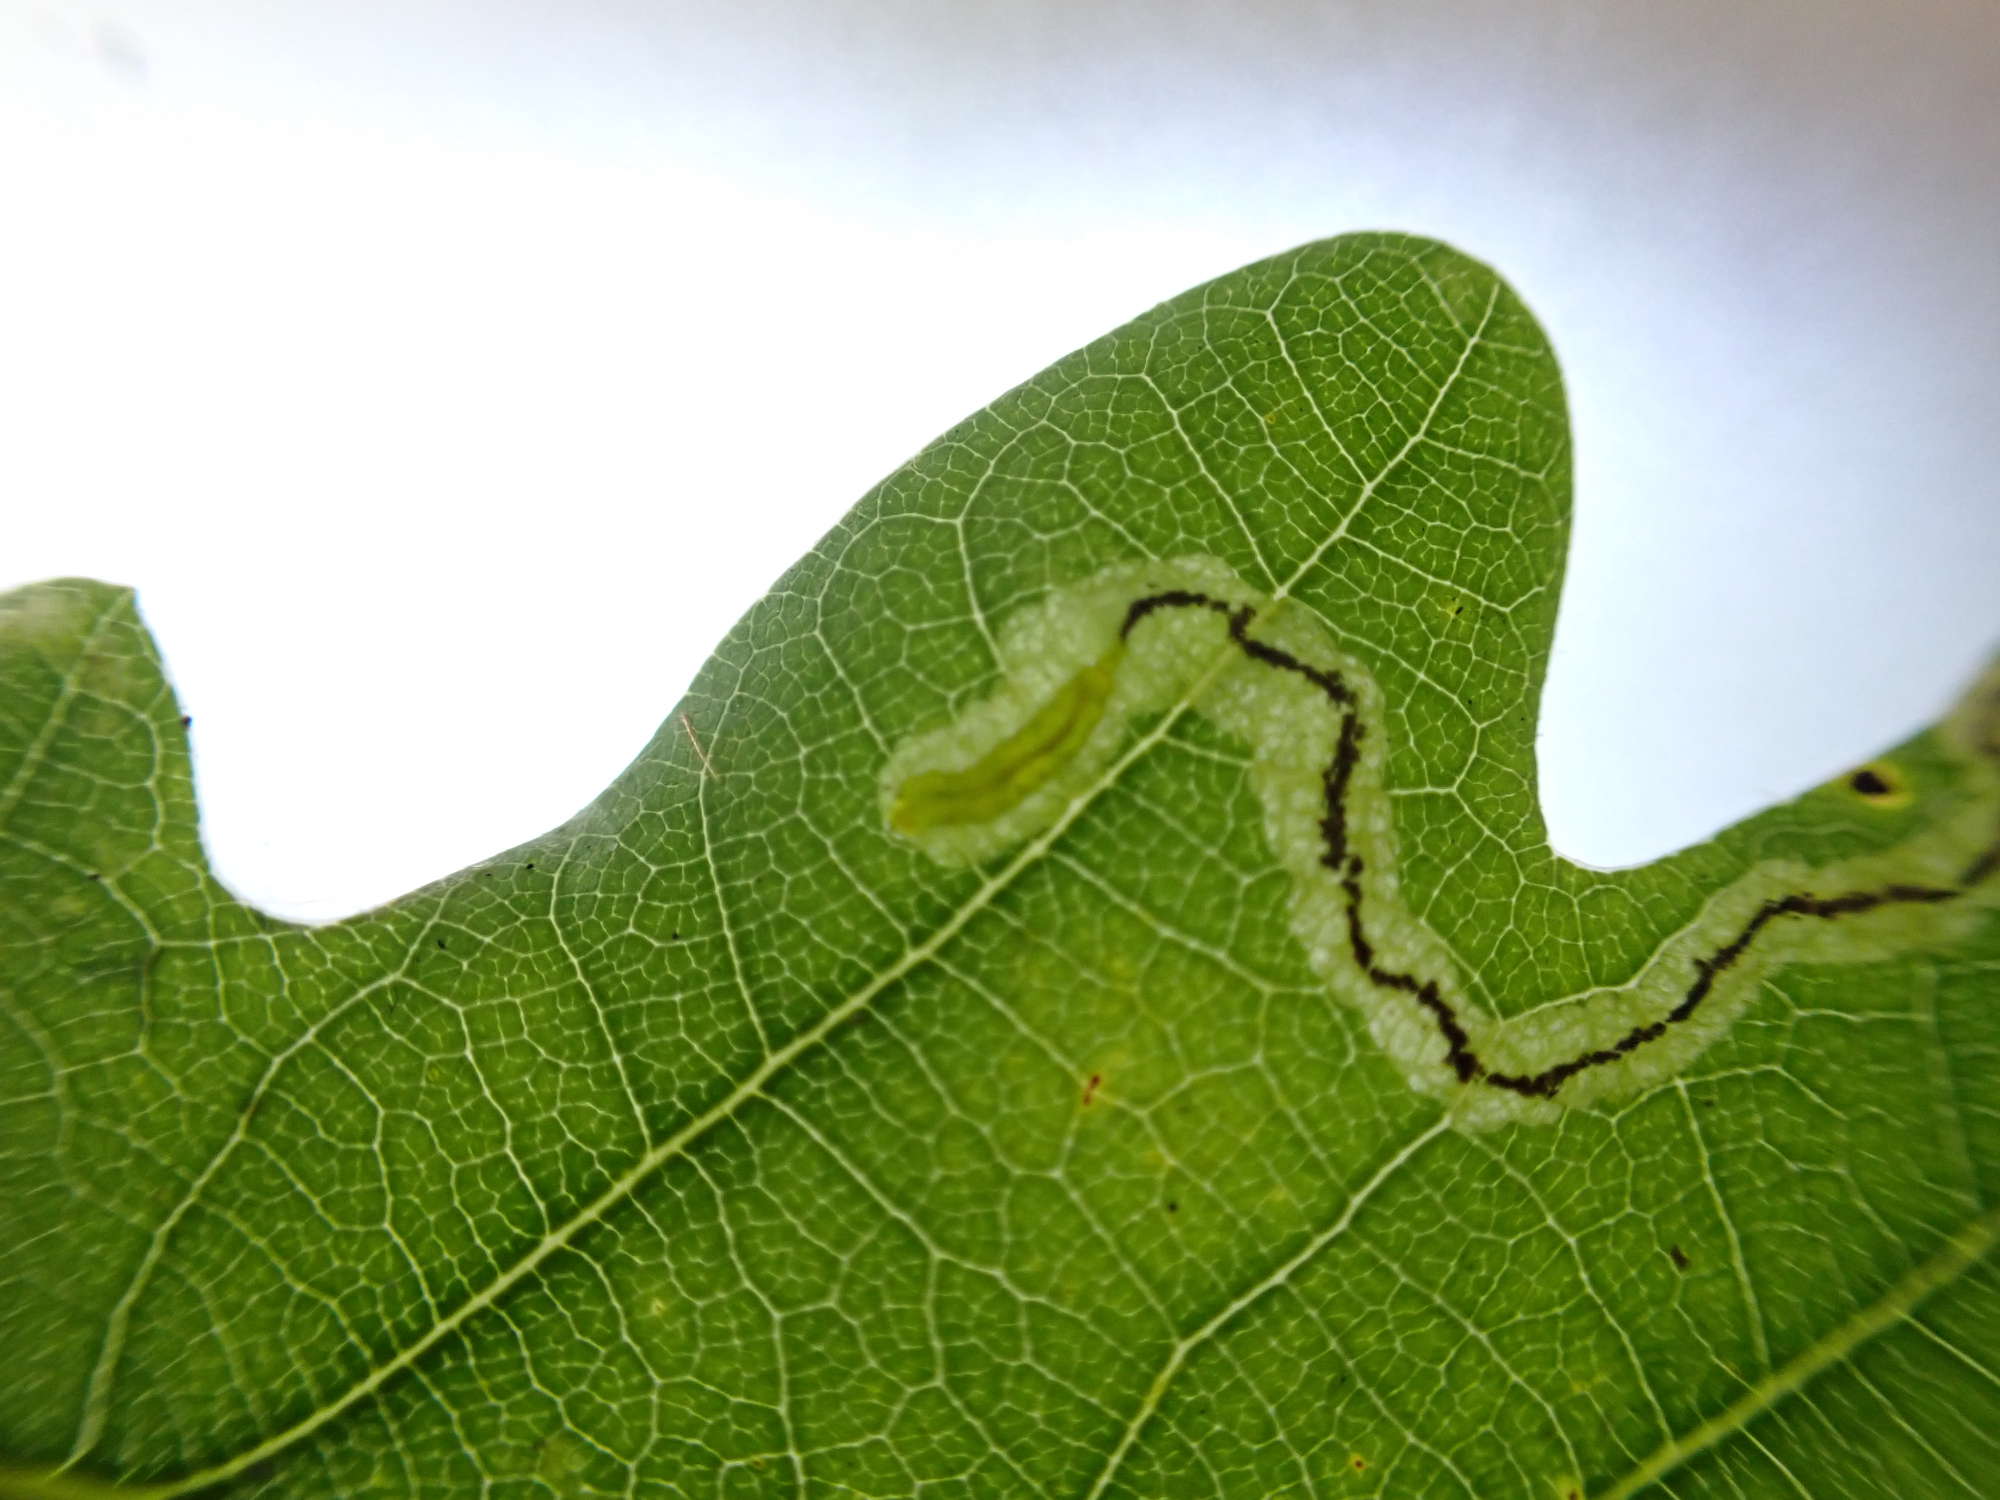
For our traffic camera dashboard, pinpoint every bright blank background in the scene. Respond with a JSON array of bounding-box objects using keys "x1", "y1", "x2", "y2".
[{"x1": 4, "y1": 1, "x2": 1997, "y2": 922}]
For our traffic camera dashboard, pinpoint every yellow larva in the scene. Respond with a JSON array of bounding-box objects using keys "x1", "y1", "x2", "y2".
[
  {"x1": 880, "y1": 555, "x2": 2000, "y2": 1130},
  {"x1": 890, "y1": 644, "x2": 1124, "y2": 834}
]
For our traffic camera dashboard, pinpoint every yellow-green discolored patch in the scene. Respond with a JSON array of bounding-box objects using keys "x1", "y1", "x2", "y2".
[{"x1": 533, "y1": 1431, "x2": 592, "y2": 1494}]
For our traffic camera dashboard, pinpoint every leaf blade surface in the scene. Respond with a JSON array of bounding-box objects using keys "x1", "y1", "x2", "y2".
[{"x1": 4, "y1": 234, "x2": 1998, "y2": 1499}]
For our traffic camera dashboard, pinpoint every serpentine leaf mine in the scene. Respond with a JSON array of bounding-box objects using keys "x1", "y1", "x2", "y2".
[{"x1": 884, "y1": 556, "x2": 2000, "y2": 1131}]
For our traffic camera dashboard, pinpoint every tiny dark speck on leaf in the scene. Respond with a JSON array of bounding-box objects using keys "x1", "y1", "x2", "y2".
[
  {"x1": 525, "y1": 862, "x2": 535, "y2": 870},
  {"x1": 179, "y1": 714, "x2": 192, "y2": 728},
  {"x1": 1082, "y1": 1073, "x2": 1102, "y2": 1106},
  {"x1": 1166, "y1": 1201, "x2": 1178, "y2": 1213},
  {"x1": 1669, "y1": 1244, "x2": 1690, "y2": 1271},
  {"x1": 671, "y1": 930, "x2": 681, "y2": 941},
  {"x1": 87, "y1": 871, "x2": 101, "y2": 881},
  {"x1": 436, "y1": 939, "x2": 446, "y2": 950},
  {"x1": 1850, "y1": 767, "x2": 1891, "y2": 796}
]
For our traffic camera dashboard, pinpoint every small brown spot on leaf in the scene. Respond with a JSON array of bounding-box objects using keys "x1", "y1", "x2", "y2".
[
  {"x1": 1668, "y1": 1244, "x2": 1689, "y2": 1272},
  {"x1": 1082, "y1": 1073, "x2": 1102, "y2": 1107}
]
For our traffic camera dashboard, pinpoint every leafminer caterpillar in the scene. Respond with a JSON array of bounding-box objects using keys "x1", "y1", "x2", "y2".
[
  {"x1": 890, "y1": 645, "x2": 1124, "y2": 834},
  {"x1": 883, "y1": 557, "x2": 2000, "y2": 1130}
]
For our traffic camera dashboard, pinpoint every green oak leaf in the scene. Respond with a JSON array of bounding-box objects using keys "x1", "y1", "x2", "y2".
[{"x1": 4, "y1": 234, "x2": 1999, "y2": 1500}]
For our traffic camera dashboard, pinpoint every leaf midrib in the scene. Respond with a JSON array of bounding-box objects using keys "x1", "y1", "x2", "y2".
[
  {"x1": 77, "y1": 273, "x2": 1497, "y2": 1493},
  {"x1": 1598, "y1": 1203, "x2": 2000, "y2": 1500},
  {"x1": 118, "y1": 638, "x2": 1270, "y2": 1497}
]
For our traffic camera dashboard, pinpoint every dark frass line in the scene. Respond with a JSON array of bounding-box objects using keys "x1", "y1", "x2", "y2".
[{"x1": 1119, "y1": 591, "x2": 1997, "y2": 1102}]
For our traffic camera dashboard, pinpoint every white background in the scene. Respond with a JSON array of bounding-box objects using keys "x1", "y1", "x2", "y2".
[{"x1": 4, "y1": 0, "x2": 1997, "y2": 922}]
